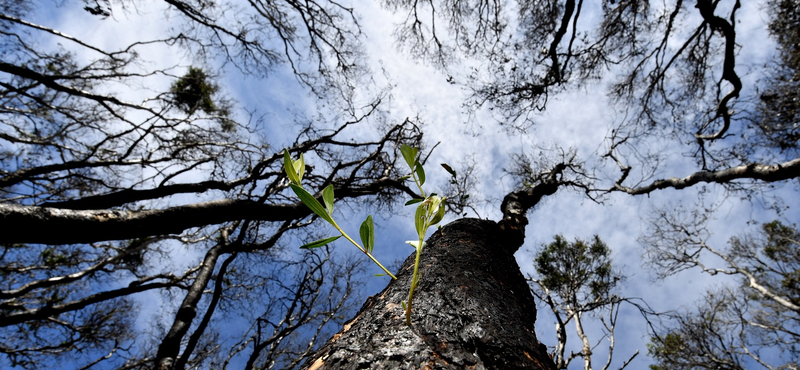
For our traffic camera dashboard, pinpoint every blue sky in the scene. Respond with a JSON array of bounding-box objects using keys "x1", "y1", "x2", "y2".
[{"x1": 15, "y1": 0, "x2": 799, "y2": 368}]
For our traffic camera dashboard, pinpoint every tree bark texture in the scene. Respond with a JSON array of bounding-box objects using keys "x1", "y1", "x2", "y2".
[{"x1": 301, "y1": 218, "x2": 557, "y2": 370}]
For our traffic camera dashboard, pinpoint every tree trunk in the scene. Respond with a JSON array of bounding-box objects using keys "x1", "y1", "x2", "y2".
[{"x1": 301, "y1": 218, "x2": 557, "y2": 370}]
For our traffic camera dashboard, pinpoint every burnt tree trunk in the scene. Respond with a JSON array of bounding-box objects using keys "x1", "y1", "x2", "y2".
[{"x1": 301, "y1": 218, "x2": 557, "y2": 370}]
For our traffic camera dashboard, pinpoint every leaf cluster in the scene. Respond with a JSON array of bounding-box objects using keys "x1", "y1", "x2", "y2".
[
  {"x1": 283, "y1": 150, "x2": 392, "y2": 278},
  {"x1": 648, "y1": 220, "x2": 800, "y2": 370},
  {"x1": 753, "y1": 0, "x2": 800, "y2": 154},
  {"x1": 284, "y1": 144, "x2": 456, "y2": 325},
  {"x1": 535, "y1": 234, "x2": 619, "y2": 304},
  {"x1": 399, "y1": 144, "x2": 452, "y2": 324},
  {"x1": 760, "y1": 220, "x2": 800, "y2": 302},
  {"x1": 170, "y1": 67, "x2": 220, "y2": 116}
]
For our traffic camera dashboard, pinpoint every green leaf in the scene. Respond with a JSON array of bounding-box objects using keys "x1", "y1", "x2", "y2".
[
  {"x1": 405, "y1": 198, "x2": 424, "y2": 206},
  {"x1": 290, "y1": 183, "x2": 335, "y2": 224},
  {"x1": 441, "y1": 163, "x2": 457, "y2": 178},
  {"x1": 360, "y1": 215, "x2": 375, "y2": 254},
  {"x1": 415, "y1": 159, "x2": 425, "y2": 185},
  {"x1": 283, "y1": 150, "x2": 300, "y2": 185},
  {"x1": 427, "y1": 196, "x2": 442, "y2": 217},
  {"x1": 430, "y1": 198, "x2": 446, "y2": 225},
  {"x1": 322, "y1": 184, "x2": 335, "y2": 215},
  {"x1": 400, "y1": 144, "x2": 418, "y2": 170},
  {"x1": 415, "y1": 203, "x2": 426, "y2": 239},
  {"x1": 294, "y1": 153, "x2": 305, "y2": 182},
  {"x1": 300, "y1": 235, "x2": 341, "y2": 249}
]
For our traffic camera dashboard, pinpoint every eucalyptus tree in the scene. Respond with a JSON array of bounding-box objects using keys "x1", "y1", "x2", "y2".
[
  {"x1": 528, "y1": 235, "x2": 648, "y2": 370},
  {"x1": 645, "y1": 220, "x2": 799, "y2": 370}
]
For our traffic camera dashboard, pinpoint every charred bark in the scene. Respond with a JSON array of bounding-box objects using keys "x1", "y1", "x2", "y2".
[{"x1": 301, "y1": 218, "x2": 557, "y2": 370}]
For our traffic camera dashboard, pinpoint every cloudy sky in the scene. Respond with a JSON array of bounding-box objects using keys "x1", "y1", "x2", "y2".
[{"x1": 29, "y1": 0, "x2": 799, "y2": 368}]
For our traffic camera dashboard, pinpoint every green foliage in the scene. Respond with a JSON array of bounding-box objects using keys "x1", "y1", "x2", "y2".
[
  {"x1": 649, "y1": 221, "x2": 800, "y2": 370},
  {"x1": 283, "y1": 149, "x2": 395, "y2": 279},
  {"x1": 284, "y1": 144, "x2": 456, "y2": 325},
  {"x1": 440, "y1": 163, "x2": 457, "y2": 177},
  {"x1": 762, "y1": 220, "x2": 800, "y2": 301},
  {"x1": 756, "y1": 0, "x2": 800, "y2": 152},
  {"x1": 400, "y1": 144, "x2": 418, "y2": 169},
  {"x1": 170, "y1": 66, "x2": 237, "y2": 132},
  {"x1": 360, "y1": 215, "x2": 375, "y2": 254},
  {"x1": 400, "y1": 143, "x2": 452, "y2": 325},
  {"x1": 289, "y1": 184, "x2": 335, "y2": 225},
  {"x1": 171, "y1": 67, "x2": 219, "y2": 115},
  {"x1": 730, "y1": 220, "x2": 800, "y2": 306},
  {"x1": 762, "y1": 220, "x2": 799, "y2": 262},
  {"x1": 322, "y1": 185, "x2": 335, "y2": 216},
  {"x1": 647, "y1": 332, "x2": 685, "y2": 369},
  {"x1": 536, "y1": 235, "x2": 617, "y2": 302},
  {"x1": 299, "y1": 236, "x2": 342, "y2": 249},
  {"x1": 646, "y1": 288, "x2": 748, "y2": 370}
]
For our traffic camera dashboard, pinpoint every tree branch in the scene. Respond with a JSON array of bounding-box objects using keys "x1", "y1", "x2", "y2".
[
  {"x1": 693, "y1": 0, "x2": 742, "y2": 142},
  {"x1": 614, "y1": 157, "x2": 800, "y2": 195},
  {"x1": 499, "y1": 163, "x2": 566, "y2": 247},
  {"x1": 0, "y1": 277, "x2": 189, "y2": 327},
  {"x1": 0, "y1": 176, "x2": 413, "y2": 244}
]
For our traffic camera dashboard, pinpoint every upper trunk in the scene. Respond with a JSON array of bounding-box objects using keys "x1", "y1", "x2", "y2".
[{"x1": 301, "y1": 218, "x2": 557, "y2": 370}]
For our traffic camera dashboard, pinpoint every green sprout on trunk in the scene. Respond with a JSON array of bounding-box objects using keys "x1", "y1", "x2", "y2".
[
  {"x1": 283, "y1": 145, "x2": 456, "y2": 325},
  {"x1": 399, "y1": 144, "x2": 451, "y2": 325}
]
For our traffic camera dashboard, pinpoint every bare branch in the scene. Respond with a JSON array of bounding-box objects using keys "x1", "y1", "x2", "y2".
[{"x1": 614, "y1": 157, "x2": 800, "y2": 195}]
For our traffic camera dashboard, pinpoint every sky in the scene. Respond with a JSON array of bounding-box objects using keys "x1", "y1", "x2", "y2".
[{"x1": 17, "y1": 0, "x2": 800, "y2": 368}]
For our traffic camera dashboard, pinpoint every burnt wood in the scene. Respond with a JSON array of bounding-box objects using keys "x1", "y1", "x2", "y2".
[{"x1": 301, "y1": 218, "x2": 557, "y2": 370}]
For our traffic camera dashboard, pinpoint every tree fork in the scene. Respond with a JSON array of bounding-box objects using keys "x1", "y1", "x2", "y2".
[{"x1": 300, "y1": 218, "x2": 557, "y2": 370}]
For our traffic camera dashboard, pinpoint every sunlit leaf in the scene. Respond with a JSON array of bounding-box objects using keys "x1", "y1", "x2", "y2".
[
  {"x1": 400, "y1": 144, "x2": 418, "y2": 170},
  {"x1": 290, "y1": 184, "x2": 334, "y2": 224},
  {"x1": 430, "y1": 198, "x2": 446, "y2": 225},
  {"x1": 441, "y1": 163, "x2": 456, "y2": 178},
  {"x1": 322, "y1": 184, "x2": 334, "y2": 215},
  {"x1": 283, "y1": 150, "x2": 300, "y2": 185},
  {"x1": 414, "y1": 204, "x2": 426, "y2": 239},
  {"x1": 360, "y1": 215, "x2": 375, "y2": 254},
  {"x1": 300, "y1": 235, "x2": 341, "y2": 249},
  {"x1": 427, "y1": 196, "x2": 442, "y2": 217},
  {"x1": 415, "y1": 159, "x2": 425, "y2": 185},
  {"x1": 294, "y1": 153, "x2": 305, "y2": 182},
  {"x1": 405, "y1": 198, "x2": 423, "y2": 206},
  {"x1": 399, "y1": 175, "x2": 412, "y2": 181}
]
